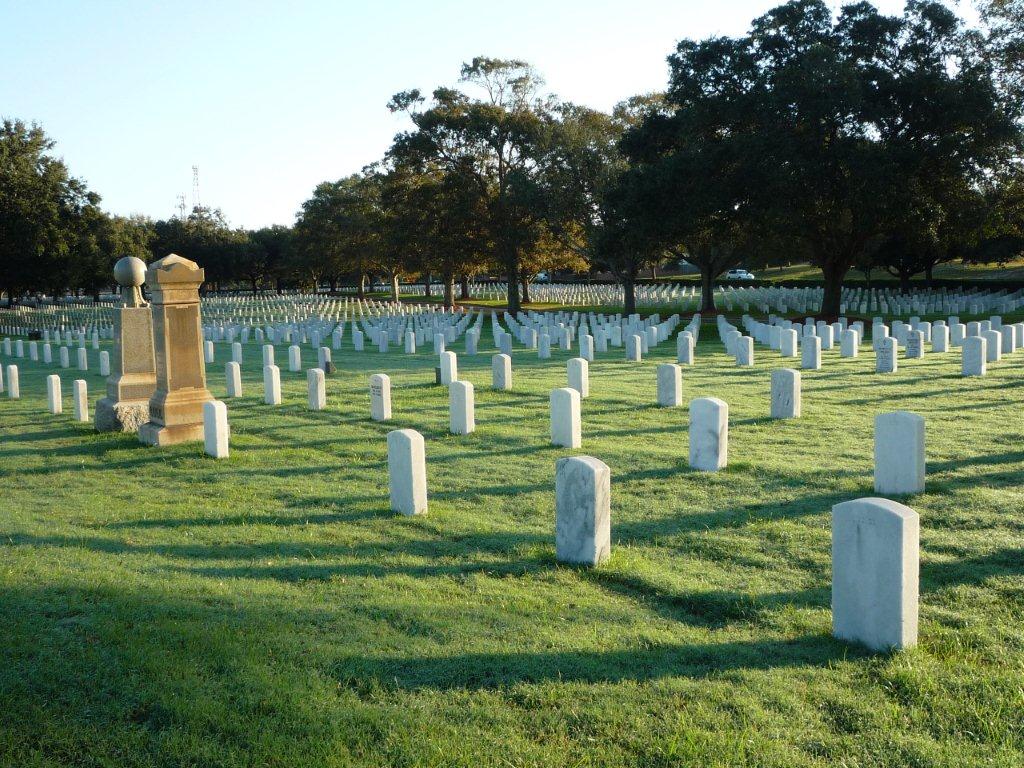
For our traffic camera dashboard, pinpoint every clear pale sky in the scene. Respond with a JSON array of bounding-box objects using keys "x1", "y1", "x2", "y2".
[{"x1": 1, "y1": 0, "x2": 974, "y2": 229}]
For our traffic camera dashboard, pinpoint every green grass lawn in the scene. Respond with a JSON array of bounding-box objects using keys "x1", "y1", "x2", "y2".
[{"x1": 2, "y1": 313, "x2": 1023, "y2": 767}]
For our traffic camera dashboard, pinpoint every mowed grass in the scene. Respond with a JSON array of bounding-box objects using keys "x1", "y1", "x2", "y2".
[{"x1": 2, "y1": 312, "x2": 1024, "y2": 767}]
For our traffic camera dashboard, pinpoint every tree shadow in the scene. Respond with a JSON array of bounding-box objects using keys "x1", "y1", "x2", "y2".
[
  {"x1": 579, "y1": 567, "x2": 828, "y2": 629},
  {"x1": 922, "y1": 547, "x2": 1024, "y2": 592},
  {"x1": 330, "y1": 633, "x2": 863, "y2": 692}
]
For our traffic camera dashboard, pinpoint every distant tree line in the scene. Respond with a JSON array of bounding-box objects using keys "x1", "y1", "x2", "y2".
[{"x1": 2, "y1": 0, "x2": 1022, "y2": 316}]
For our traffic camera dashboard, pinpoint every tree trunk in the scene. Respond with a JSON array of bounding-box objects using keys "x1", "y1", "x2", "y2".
[
  {"x1": 357, "y1": 274, "x2": 366, "y2": 299},
  {"x1": 899, "y1": 269, "x2": 911, "y2": 294},
  {"x1": 251, "y1": 278, "x2": 259, "y2": 296},
  {"x1": 924, "y1": 262, "x2": 935, "y2": 287},
  {"x1": 423, "y1": 272, "x2": 432, "y2": 298},
  {"x1": 443, "y1": 272, "x2": 455, "y2": 311},
  {"x1": 623, "y1": 274, "x2": 637, "y2": 316},
  {"x1": 459, "y1": 275, "x2": 470, "y2": 300},
  {"x1": 520, "y1": 276, "x2": 531, "y2": 305},
  {"x1": 506, "y1": 266, "x2": 521, "y2": 313},
  {"x1": 820, "y1": 260, "x2": 848, "y2": 320},
  {"x1": 391, "y1": 274, "x2": 400, "y2": 303},
  {"x1": 700, "y1": 268, "x2": 717, "y2": 313}
]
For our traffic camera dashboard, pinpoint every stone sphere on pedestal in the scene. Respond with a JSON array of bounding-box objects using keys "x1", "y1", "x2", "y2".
[
  {"x1": 114, "y1": 256, "x2": 146, "y2": 287},
  {"x1": 96, "y1": 256, "x2": 156, "y2": 432},
  {"x1": 114, "y1": 256, "x2": 147, "y2": 307}
]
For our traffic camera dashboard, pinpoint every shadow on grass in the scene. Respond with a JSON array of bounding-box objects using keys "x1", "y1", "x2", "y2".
[
  {"x1": 921, "y1": 547, "x2": 1024, "y2": 592},
  {"x1": 580, "y1": 567, "x2": 828, "y2": 628},
  {"x1": 330, "y1": 633, "x2": 863, "y2": 692}
]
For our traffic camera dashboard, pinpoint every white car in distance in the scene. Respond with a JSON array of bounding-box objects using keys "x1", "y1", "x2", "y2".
[{"x1": 724, "y1": 269, "x2": 756, "y2": 281}]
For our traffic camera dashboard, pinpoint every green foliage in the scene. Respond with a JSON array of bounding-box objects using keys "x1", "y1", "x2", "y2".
[
  {"x1": 151, "y1": 206, "x2": 250, "y2": 291},
  {"x1": 979, "y1": 0, "x2": 1024, "y2": 103},
  {"x1": 388, "y1": 57, "x2": 554, "y2": 311},
  {"x1": 0, "y1": 119, "x2": 98, "y2": 299},
  {"x1": 614, "y1": 0, "x2": 1020, "y2": 317},
  {"x1": 293, "y1": 175, "x2": 381, "y2": 294},
  {"x1": 246, "y1": 224, "x2": 295, "y2": 293}
]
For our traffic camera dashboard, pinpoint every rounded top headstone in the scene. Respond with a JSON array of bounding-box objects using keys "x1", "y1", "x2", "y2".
[{"x1": 113, "y1": 256, "x2": 147, "y2": 288}]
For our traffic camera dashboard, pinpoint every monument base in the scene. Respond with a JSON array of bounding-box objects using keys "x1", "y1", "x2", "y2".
[
  {"x1": 138, "y1": 421, "x2": 205, "y2": 446},
  {"x1": 94, "y1": 397, "x2": 150, "y2": 433}
]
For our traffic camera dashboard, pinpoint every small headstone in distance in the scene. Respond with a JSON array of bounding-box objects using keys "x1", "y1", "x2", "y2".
[
  {"x1": 324, "y1": 361, "x2": 337, "y2": 375},
  {"x1": 434, "y1": 366, "x2": 442, "y2": 385}
]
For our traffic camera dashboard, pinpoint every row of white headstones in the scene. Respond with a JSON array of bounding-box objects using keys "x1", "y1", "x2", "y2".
[
  {"x1": 0, "y1": 306, "x2": 986, "y2": 654},
  {"x1": 227, "y1": 315, "x2": 924, "y2": 655},
  {"x1": 714, "y1": 313, "x2": 1022, "y2": 377}
]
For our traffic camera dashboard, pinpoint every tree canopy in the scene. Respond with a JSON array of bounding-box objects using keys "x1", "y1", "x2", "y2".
[{"x1": 2, "y1": 3, "x2": 1022, "y2": 311}]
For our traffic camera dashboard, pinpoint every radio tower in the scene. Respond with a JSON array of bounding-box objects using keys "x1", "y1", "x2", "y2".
[
  {"x1": 191, "y1": 165, "x2": 201, "y2": 209},
  {"x1": 176, "y1": 193, "x2": 187, "y2": 219}
]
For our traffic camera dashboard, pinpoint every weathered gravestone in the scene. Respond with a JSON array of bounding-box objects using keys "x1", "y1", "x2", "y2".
[
  {"x1": 5, "y1": 365, "x2": 18, "y2": 399},
  {"x1": 551, "y1": 387, "x2": 582, "y2": 449},
  {"x1": 876, "y1": 337, "x2": 897, "y2": 373},
  {"x1": 203, "y1": 400, "x2": 229, "y2": 459},
  {"x1": 962, "y1": 335, "x2": 986, "y2": 376},
  {"x1": 770, "y1": 369, "x2": 801, "y2": 419},
  {"x1": 387, "y1": 428, "x2": 427, "y2": 515},
  {"x1": 492, "y1": 353, "x2": 512, "y2": 391},
  {"x1": 567, "y1": 358, "x2": 589, "y2": 399},
  {"x1": 656, "y1": 363, "x2": 682, "y2": 407},
  {"x1": 832, "y1": 497, "x2": 918, "y2": 651},
  {"x1": 801, "y1": 335, "x2": 821, "y2": 370},
  {"x1": 307, "y1": 368, "x2": 326, "y2": 411},
  {"x1": 73, "y1": 379, "x2": 88, "y2": 422},
  {"x1": 439, "y1": 351, "x2": 458, "y2": 385},
  {"x1": 689, "y1": 397, "x2": 728, "y2": 471},
  {"x1": 905, "y1": 331, "x2": 924, "y2": 359},
  {"x1": 263, "y1": 365, "x2": 282, "y2": 405},
  {"x1": 736, "y1": 336, "x2": 754, "y2": 366},
  {"x1": 874, "y1": 411, "x2": 925, "y2": 495},
  {"x1": 840, "y1": 329, "x2": 859, "y2": 358},
  {"x1": 982, "y1": 330, "x2": 1001, "y2": 363},
  {"x1": 138, "y1": 255, "x2": 214, "y2": 446},
  {"x1": 46, "y1": 374, "x2": 61, "y2": 415},
  {"x1": 449, "y1": 381, "x2": 475, "y2": 435},
  {"x1": 370, "y1": 373, "x2": 391, "y2": 421},
  {"x1": 96, "y1": 256, "x2": 158, "y2": 433},
  {"x1": 677, "y1": 331, "x2": 694, "y2": 364},
  {"x1": 625, "y1": 334, "x2": 642, "y2": 362},
  {"x1": 780, "y1": 328, "x2": 798, "y2": 358},
  {"x1": 555, "y1": 455, "x2": 611, "y2": 567},
  {"x1": 225, "y1": 362, "x2": 242, "y2": 397}
]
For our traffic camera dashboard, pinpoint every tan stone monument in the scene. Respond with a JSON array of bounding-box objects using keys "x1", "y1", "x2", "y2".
[
  {"x1": 95, "y1": 256, "x2": 157, "y2": 432},
  {"x1": 138, "y1": 254, "x2": 214, "y2": 446}
]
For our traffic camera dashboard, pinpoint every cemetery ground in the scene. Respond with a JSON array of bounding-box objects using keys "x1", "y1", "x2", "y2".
[{"x1": 2, "y1": 309, "x2": 1024, "y2": 767}]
